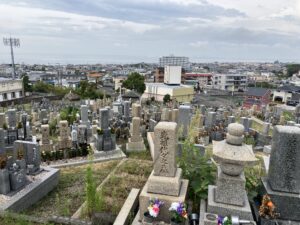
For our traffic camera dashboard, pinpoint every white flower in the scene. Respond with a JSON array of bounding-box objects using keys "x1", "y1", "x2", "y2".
[{"x1": 169, "y1": 202, "x2": 180, "y2": 211}]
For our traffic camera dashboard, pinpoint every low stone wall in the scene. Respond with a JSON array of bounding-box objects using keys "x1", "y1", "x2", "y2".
[
  {"x1": 0, "y1": 167, "x2": 59, "y2": 212},
  {"x1": 113, "y1": 188, "x2": 140, "y2": 225}
]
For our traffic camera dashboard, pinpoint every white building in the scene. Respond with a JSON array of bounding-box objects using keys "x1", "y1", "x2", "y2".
[
  {"x1": 142, "y1": 66, "x2": 194, "y2": 102},
  {"x1": 159, "y1": 55, "x2": 190, "y2": 70},
  {"x1": 0, "y1": 78, "x2": 24, "y2": 102},
  {"x1": 212, "y1": 73, "x2": 248, "y2": 91}
]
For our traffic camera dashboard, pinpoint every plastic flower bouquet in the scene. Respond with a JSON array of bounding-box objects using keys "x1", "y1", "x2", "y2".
[
  {"x1": 169, "y1": 202, "x2": 188, "y2": 224},
  {"x1": 218, "y1": 216, "x2": 232, "y2": 225},
  {"x1": 147, "y1": 198, "x2": 164, "y2": 218}
]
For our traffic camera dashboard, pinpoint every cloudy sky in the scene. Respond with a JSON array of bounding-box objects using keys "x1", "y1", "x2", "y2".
[{"x1": 0, "y1": 0, "x2": 300, "y2": 64}]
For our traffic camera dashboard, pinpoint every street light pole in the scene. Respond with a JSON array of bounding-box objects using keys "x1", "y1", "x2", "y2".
[{"x1": 3, "y1": 37, "x2": 20, "y2": 79}]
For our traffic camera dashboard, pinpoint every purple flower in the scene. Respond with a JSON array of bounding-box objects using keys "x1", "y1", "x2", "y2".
[{"x1": 218, "y1": 215, "x2": 224, "y2": 225}]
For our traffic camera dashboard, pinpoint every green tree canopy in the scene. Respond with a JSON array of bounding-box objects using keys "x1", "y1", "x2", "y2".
[
  {"x1": 286, "y1": 64, "x2": 300, "y2": 77},
  {"x1": 75, "y1": 81, "x2": 103, "y2": 99},
  {"x1": 21, "y1": 74, "x2": 32, "y2": 92},
  {"x1": 122, "y1": 72, "x2": 146, "y2": 94},
  {"x1": 163, "y1": 94, "x2": 171, "y2": 104}
]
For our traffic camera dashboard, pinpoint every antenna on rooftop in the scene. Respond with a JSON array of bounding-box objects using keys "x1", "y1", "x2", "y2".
[{"x1": 3, "y1": 37, "x2": 20, "y2": 79}]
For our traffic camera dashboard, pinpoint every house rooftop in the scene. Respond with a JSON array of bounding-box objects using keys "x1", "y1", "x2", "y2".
[{"x1": 245, "y1": 87, "x2": 270, "y2": 97}]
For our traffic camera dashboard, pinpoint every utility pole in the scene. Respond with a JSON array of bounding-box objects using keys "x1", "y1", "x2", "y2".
[{"x1": 3, "y1": 37, "x2": 20, "y2": 79}]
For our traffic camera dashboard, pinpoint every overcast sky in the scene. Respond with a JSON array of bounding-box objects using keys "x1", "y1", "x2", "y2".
[{"x1": 0, "y1": 0, "x2": 300, "y2": 64}]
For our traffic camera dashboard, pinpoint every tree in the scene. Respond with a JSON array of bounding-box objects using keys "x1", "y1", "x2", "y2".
[
  {"x1": 163, "y1": 94, "x2": 171, "y2": 104},
  {"x1": 122, "y1": 72, "x2": 146, "y2": 94},
  {"x1": 21, "y1": 74, "x2": 32, "y2": 92},
  {"x1": 286, "y1": 64, "x2": 300, "y2": 77}
]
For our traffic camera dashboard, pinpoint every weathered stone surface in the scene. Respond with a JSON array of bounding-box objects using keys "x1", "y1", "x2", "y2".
[
  {"x1": 41, "y1": 124, "x2": 50, "y2": 145},
  {"x1": 80, "y1": 105, "x2": 89, "y2": 123},
  {"x1": 0, "y1": 169, "x2": 10, "y2": 194},
  {"x1": 205, "y1": 112, "x2": 216, "y2": 127},
  {"x1": 215, "y1": 167, "x2": 246, "y2": 206},
  {"x1": 0, "y1": 113, "x2": 5, "y2": 128},
  {"x1": 99, "y1": 109, "x2": 109, "y2": 130},
  {"x1": 153, "y1": 122, "x2": 177, "y2": 177},
  {"x1": 268, "y1": 126, "x2": 300, "y2": 194},
  {"x1": 207, "y1": 185, "x2": 253, "y2": 220},
  {"x1": 126, "y1": 140, "x2": 145, "y2": 152},
  {"x1": 147, "y1": 168, "x2": 182, "y2": 196},
  {"x1": 262, "y1": 122, "x2": 270, "y2": 135},
  {"x1": 0, "y1": 167, "x2": 59, "y2": 212},
  {"x1": 171, "y1": 109, "x2": 179, "y2": 123},
  {"x1": 7, "y1": 109, "x2": 17, "y2": 128},
  {"x1": 178, "y1": 105, "x2": 191, "y2": 136},
  {"x1": 161, "y1": 108, "x2": 169, "y2": 121},
  {"x1": 261, "y1": 178, "x2": 300, "y2": 221},
  {"x1": 130, "y1": 117, "x2": 142, "y2": 142},
  {"x1": 132, "y1": 103, "x2": 141, "y2": 118}
]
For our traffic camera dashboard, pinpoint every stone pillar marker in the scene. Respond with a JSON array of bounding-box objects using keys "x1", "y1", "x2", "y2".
[
  {"x1": 41, "y1": 125, "x2": 50, "y2": 145},
  {"x1": 139, "y1": 122, "x2": 189, "y2": 223},
  {"x1": 58, "y1": 120, "x2": 71, "y2": 150},
  {"x1": 161, "y1": 108, "x2": 169, "y2": 121},
  {"x1": 7, "y1": 109, "x2": 17, "y2": 128},
  {"x1": 206, "y1": 123, "x2": 258, "y2": 220},
  {"x1": 132, "y1": 103, "x2": 141, "y2": 118},
  {"x1": 153, "y1": 122, "x2": 177, "y2": 177},
  {"x1": 126, "y1": 105, "x2": 145, "y2": 152},
  {"x1": 205, "y1": 111, "x2": 216, "y2": 128},
  {"x1": 178, "y1": 105, "x2": 191, "y2": 137},
  {"x1": 80, "y1": 105, "x2": 89, "y2": 124},
  {"x1": 260, "y1": 126, "x2": 300, "y2": 222}
]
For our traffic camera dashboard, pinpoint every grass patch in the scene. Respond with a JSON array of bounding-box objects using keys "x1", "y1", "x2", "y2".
[
  {"x1": 23, "y1": 160, "x2": 120, "y2": 218},
  {"x1": 95, "y1": 159, "x2": 152, "y2": 216},
  {"x1": 126, "y1": 150, "x2": 152, "y2": 161}
]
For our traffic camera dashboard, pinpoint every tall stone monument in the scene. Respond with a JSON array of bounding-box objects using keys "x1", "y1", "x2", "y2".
[
  {"x1": 139, "y1": 122, "x2": 189, "y2": 223},
  {"x1": 127, "y1": 104, "x2": 145, "y2": 152},
  {"x1": 40, "y1": 124, "x2": 53, "y2": 151},
  {"x1": 58, "y1": 120, "x2": 72, "y2": 150},
  {"x1": 261, "y1": 126, "x2": 300, "y2": 222}
]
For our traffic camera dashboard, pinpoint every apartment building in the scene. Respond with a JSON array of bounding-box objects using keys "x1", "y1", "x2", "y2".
[
  {"x1": 212, "y1": 73, "x2": 248, "y2": 91},
  {"x1": 0, "y1": 78, "x2": 24, "y2": 102}
]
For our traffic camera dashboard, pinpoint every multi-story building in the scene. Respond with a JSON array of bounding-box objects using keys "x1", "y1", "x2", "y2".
[
  {"x1": 142, "y1": 66, "x2": 194, "y2": 103},
  {"x1": 0, "y1": 78, "x2": 24, "y2": 102},
  {"x1": 183, "y1": 73, "x2": 213, "y2": 87},
  {"x1": 159, "y1": 55, "x2": 190, "y2": 70},
  {"x1": 212, "y1": 73, "x2": 248, "y2": 91}
]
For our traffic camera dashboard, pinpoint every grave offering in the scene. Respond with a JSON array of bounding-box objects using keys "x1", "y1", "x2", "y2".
[
  {"x1": 139, "y1": 122, "x2": 189, "y2": 223},
  {"x1": 206, "y1": 123, "x2": 258, "y2": 221},
  {"x1": 258, "y1": 126, "x2": 300, "y2": 223}
]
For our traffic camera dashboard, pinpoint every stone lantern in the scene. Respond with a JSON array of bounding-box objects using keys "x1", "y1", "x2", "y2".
[{"x1": 207, "y1": 123, "x2": 258, "y2": 220}]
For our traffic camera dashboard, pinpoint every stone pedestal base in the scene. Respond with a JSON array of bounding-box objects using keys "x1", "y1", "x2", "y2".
[
  {"x1": 147, "y1": 168, "x2": 182, "y2": 196},
  {"x1": 207, "y1": 185, "x2": 253, "y2": 220},
  {"x1": 261, "y1": 178, "x2": 300, "y2": 221},
  {"x1": 126, "y1": 140, "x2": 146, "y2": 152},
  {"x1": 215, "y1": 168, "x2": 246, "y2": 206},
  {"x1": 139, "y1": 179, "x2": 188, "y2": 223}
]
